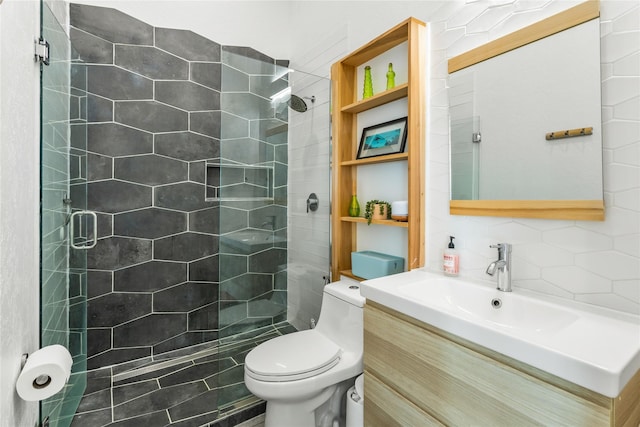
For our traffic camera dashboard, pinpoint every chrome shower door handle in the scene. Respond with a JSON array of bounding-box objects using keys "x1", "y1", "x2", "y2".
[{"x1": 70, "y1": 210, "x2": 98, "y2": 250}]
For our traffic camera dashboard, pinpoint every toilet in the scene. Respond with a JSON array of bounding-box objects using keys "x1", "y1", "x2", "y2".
[{"x1": 244, "y1": 278, "x2": 365, "y2": 427}]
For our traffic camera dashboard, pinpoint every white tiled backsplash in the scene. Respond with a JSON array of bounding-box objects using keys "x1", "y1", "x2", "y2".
[{"x1": 427, "y1": 0, "x2": 640, "y2": 314}]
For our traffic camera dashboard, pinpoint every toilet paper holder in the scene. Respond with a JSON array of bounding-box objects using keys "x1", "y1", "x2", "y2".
[{"x1": 16, "y1": 345, "x2": 73, "y2": 402}]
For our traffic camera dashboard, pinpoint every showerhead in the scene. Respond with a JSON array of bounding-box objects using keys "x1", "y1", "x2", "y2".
[{"x1": 288, "y1": 95, "x2": 315, "y2": 113}]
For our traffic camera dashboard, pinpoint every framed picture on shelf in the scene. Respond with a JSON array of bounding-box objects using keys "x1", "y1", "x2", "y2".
[{"x1": 356, "y1": 117, "x2": 408, "y2": 159}]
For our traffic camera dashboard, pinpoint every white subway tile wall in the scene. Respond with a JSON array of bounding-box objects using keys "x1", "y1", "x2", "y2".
[
  {"x1": 289, "y1": 0, "x2": 638, "y2": 319},
  {"x1": 427, "y1": 0, "x2": 640, "y2": 314}
]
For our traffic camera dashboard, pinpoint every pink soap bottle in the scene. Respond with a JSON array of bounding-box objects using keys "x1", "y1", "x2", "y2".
[{"x1": 443, "y1": 236, "x2": 459, "y2": 276}]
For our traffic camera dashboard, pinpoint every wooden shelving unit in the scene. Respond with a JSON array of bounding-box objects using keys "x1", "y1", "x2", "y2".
[{"x1": 330, "y1": 17, "x2": 426, "y2": 280}]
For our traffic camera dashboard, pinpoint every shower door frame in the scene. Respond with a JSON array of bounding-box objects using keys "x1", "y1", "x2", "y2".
[{"x1": 39, "y1": 2, "x2": 89, "y2": 425}]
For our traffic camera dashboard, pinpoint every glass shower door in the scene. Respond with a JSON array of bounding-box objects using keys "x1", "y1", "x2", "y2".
[{"x1": 40, "y1": 2, "x2": 88, "y2": 426}]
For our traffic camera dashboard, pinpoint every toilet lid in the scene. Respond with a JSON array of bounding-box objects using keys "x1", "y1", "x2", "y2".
[{"x1": 245, "y1": 330, "x2": 342, "y2": 382}]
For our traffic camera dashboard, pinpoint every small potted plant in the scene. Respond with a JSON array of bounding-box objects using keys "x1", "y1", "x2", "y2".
[{"x1": 364, "y1": 200, "x2": 392, "y2": 225}]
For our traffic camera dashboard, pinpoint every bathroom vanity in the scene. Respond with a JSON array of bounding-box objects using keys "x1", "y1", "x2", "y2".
[{"x1": 360, "y1": 270, "x2": 640, "y2": 426}]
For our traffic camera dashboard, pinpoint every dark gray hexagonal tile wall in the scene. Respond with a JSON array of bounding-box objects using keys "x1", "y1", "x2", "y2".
[{"x1": 70, "y1": 3, "x2": 288, "y2": 371}]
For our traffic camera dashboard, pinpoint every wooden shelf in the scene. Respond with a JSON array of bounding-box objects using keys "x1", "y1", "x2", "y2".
[
  {"x1": 340, "y1": 216, "x2": 409, "y2": 227},
  {"x1": 341, "y1": 84, "x2": 409, "y2": 114},
  {"x1": 341, "y1": 152, "x2": 408, "y2": 166}
]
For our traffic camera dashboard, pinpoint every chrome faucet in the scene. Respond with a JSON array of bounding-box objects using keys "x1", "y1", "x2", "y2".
[{"x1": 486, "y1": 243, "x2": 512, "y2": 292}]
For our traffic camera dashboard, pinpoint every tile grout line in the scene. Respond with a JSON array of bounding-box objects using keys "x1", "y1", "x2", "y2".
[{"x1": 110, "y1": 366, "x2": 115, "y2": 424}]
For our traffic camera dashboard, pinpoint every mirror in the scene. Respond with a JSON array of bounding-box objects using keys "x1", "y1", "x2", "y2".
[{"x1": 448, "y1": 0, "x2": 604, "y2": 221}]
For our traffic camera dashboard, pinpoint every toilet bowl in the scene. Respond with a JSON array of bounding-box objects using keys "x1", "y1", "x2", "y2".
[{"x1": 244, "y1": 278, "x2": 365, "y2": 427}]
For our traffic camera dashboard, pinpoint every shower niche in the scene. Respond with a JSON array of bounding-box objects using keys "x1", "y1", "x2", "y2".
[{"x1": 206, "y1": 162, "x2": 274, "y2": 201}]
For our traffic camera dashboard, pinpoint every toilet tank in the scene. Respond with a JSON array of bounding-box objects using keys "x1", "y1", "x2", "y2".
[{"x1": 315, "y1": 279, "x2": 365, "y2": 353}]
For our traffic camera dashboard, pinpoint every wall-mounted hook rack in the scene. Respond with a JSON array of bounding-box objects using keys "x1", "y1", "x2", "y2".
[{"x1": 545, "y1": 127, "x2": 593, "y2": 141}]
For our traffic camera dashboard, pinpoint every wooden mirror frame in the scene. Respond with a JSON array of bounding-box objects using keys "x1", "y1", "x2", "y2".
[{"x1": 448, "y1": 0, "x2": 604, "y2": 221}]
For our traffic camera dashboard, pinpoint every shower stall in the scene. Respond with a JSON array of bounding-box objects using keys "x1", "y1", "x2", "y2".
[{"x1": 39, "y1": 2, "x2": 331, "y2": 426}]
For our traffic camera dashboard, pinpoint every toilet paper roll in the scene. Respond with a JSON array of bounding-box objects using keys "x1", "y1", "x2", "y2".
[{"x1": 16, "y1": 345, "x2": 73, "y2": 401}]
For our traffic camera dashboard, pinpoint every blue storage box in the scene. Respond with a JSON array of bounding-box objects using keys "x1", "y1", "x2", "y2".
[{"x1": 351, "y1": 251, "x2": 404, "y2": 279}]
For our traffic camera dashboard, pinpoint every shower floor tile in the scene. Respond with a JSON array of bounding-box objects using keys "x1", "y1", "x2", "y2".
[{"x1": 72, "y1": 322, "x2": 291, "y2": 427}]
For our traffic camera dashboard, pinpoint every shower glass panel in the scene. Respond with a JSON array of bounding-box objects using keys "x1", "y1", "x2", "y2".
[
  {"x1": 217, "y1": 55, "x2": 289, "y2": 342},
  {"x1": 217, "y1": 45, "x2": 331, "y2": 411},
  {"x1": 40, "y1": 2, "x2": 88, "y2": 426},
  {"x1": 215, "y1": 51, "x2": 289, "y2": 413}
]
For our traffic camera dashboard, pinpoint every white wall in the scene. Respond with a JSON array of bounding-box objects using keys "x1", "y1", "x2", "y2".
[
  {"x1": 0, "y1": 0, "x2": 43, "y2": 425},
  {"x1": 288, "y1": 0, "x2": 639, "y2": 315}
]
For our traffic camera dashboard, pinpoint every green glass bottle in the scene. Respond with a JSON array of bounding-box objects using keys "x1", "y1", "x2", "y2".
[
  {"x1": 348, "y1": 195, "x2": 361, "y2": 217},
  {"x1": 386, "y1": 62, "x2": 396, "y2": 90},
  {"x1": 363, "y1": 66, "x2": 373, "y2": 99}
]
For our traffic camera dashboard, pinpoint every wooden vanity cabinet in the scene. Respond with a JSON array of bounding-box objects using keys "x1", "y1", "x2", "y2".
[{"x1": 363, "y1": 301, "x2": 640, "y2": 426}]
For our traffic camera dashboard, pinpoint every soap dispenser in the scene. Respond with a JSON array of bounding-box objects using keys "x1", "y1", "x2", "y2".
[{"x1": 443, "y1": 236, "x2": 459, "y2": 276}]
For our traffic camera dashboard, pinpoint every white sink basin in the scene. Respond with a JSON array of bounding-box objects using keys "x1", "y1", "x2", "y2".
[
  {"x1": 360, "y1": 269, "x2": 640, "y2": 398},
  {"x1": 399, "y1": 279, "x2": 579, "y2": 334}
]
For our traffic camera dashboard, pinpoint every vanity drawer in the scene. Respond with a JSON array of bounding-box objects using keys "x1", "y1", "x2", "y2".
[
  {"x1": 364, "y1": 369, "x2": 442, "y2": 427},
  {"x1": 364, "y1": 302, "x2": 610, "y2": 426}
]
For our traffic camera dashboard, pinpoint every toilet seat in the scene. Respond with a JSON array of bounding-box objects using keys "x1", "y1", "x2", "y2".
[{"x1": 245, "y1": 330, "x2": 342, "y2": 382}]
